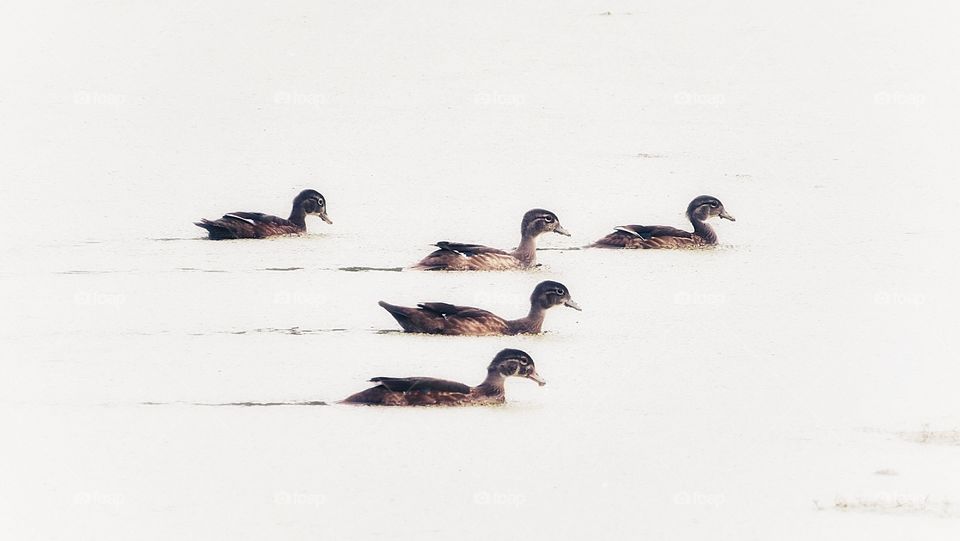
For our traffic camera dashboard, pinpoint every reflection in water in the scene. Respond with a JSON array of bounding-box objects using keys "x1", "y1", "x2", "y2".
[
  {"x1": 143, "y1": 401, "x2": 328, "y2": 407},
  {"x1": 338, "y1": 266, "x2": 404, "y2": 272}
]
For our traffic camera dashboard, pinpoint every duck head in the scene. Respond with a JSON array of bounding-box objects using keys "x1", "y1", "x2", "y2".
[
  {"x1": 531, "y1": 280, "x2": 581, "y2": 311},
  {"x1": 488, "y1": 349, "x2": 546, "y2": 386},
  {"x1": 521, "y1": 209, "x2": 570, "y2": 238},
  {"x1": 686, "y1": 195, "x2": 735, "y2": 222},
  {"x1": 295, "y1": 189, "x2": 333, "y2": 224}
]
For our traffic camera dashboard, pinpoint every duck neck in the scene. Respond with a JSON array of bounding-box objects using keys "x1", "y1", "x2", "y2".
[
  {"x1": 511, "y1": 303, "x2": 546, "y2": 334},
  {"x1": 288, "y1": 203, "x2": 307, "y2": 229},
  {"x1": 474, "y1": 372, "x2": 506, "y2": 397},
  {"x1": 512, "y1": 229, "x2": 539, "y2": 266},
  {"x1": 689, "y1": 214, "x2": 717, "y2": 244}
]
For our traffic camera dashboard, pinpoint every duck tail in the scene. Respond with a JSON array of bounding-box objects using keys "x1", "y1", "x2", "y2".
[
  {"x1": 378, "y1": 300, "x2": 404, "y2": 315},
  {"x1": 378, "y1": 301, "x2": 417, "y2": 330},
  {"x1": 194, "y1": 219, "x2": 237, "y2": 240},
  {"x1": 194, "y1": 219, "x2": 220, "y2": 231}
]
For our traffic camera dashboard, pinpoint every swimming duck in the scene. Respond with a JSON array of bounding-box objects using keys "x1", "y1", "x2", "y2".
[
  {"x1": 194, "y1": 189, "x2": 332, "y2": 239},
  {"x1": 413, "y1": 209, "x2": 570, "y2": 270},
  {"x1": 591, "y1": 195, "x2": 735, "y2": 249},
  {"x1": 378, "y1": 280, "x2": 581, "y2": 336},
  {"x1": 341, "y1": 349, "x2": 546, "y2": 406}
]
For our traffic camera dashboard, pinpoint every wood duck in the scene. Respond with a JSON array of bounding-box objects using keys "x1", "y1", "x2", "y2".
[
  {"x1": 341, "y1": 349, "x2": 546, "y2": 406},
  {"x1": 591, "y1": 195, "x2": 734, "y2": 249},
  {"x1": 378, "y1": 280, "x2": 581, "y2": 336},
  {"x1": 413, "y1": 209, "x2": 570, "y2": 270},
  {"x1": 195, "y1": 189, "x2": 332, "y2": 239}
]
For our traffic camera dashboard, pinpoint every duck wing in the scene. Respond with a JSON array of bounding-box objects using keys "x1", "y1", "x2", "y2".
[
  {"x1": 223, "y1": 212, "x2": 303, "y2": 237},
  {"x1": 418, "y1": 303, "x2": 510, "y2": 334},
  {"x1": 432, "y1": 242, "x2": 508, "y2": 256},
  {"x1": 614, "y1": 224, "x2": 694, "y2": 239},
  {"x1": 379, "y1": 301, "x2": 508, "y2": 335},
  {"x1": 369, "y1": 377, "x2": 471, "y2": 394},
  {"x1": 223, "y1": 212, "x2": 295, "y2": 227},
  {"x1": 591, "y1": 224, "x2": 700, "y2": 249},
  {"x1": 414, "y1": 242, "x2": 521, "y2": 270},
  {"x1": 195, "y1": 211, "x2": 300, "y2": 239},
  {"x1": 417, "y1": 302, "x2": 494, "y2": 318}
]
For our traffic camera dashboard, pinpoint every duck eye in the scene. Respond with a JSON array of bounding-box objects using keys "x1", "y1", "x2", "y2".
[
  {"x1": 543, "y1": 216, "x2": 554, "y2": 223},
  {"x1": 555, "y1": 288, "x2": 565, "y2": 296}
]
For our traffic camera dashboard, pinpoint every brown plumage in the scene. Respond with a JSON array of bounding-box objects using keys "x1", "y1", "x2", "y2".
[
  {"x1": 195, "y1": 189, "x2": 332, "y2": 239},
  {"x1": 591, "y1": 195, "x2": 735, "y2": 249},
  {"x1": 341, "y1": 349, "x2": 546, "y2": 406},
  {"x1": 378, "y1": 280, "x2": 581, "y2": 336},
  {"x1": 413, "y1": 209, "x2": 570, "y2": 270}
]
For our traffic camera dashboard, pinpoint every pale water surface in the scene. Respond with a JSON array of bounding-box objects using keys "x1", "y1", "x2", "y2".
[{"x1": 1, "y1": 1, "x2": 959, "y2": 539}]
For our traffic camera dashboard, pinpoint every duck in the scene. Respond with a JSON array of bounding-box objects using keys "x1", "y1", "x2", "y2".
[
  {"x1": 378, "y1": 280, "x2": 581, "y2": 336},
  {"x1": 341, "y1": 349, "x2": 546, "y2": 406},
  {"x1": 591, "y1": 195, "x2": 735, "y2": 249},
  {"x1": 194, "y1": 189, "x2": 332, "y2": 239},
  {"x1": 413, "y1": 209, "x2": 570, "y2": 270}
]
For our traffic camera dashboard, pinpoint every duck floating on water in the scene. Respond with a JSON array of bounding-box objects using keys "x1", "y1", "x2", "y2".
[
  {"x1": 378, "y1": 280, "x2": 581, "y2": 336},
  {"x1": 591, "y1": 195, "x2": 734, "y2": 249},
  {"x1": 341, "y1": 349, "x2": 546, "y2": 406},
  {"x1": 414, "y1": 209, "x2": 570, "y2": 270},
  {"x1": 195, "y1": 189, "x2": 332, "y2": 239}
]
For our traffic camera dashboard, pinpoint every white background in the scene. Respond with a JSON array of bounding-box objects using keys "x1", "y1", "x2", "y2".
[{"x1": 2, "y1": 1, "x2": 958, "y2": 539}]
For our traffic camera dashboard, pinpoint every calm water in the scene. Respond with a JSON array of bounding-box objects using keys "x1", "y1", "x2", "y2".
[{"x1": 2, "y1": 1, "x2": 958, "y2": 539}]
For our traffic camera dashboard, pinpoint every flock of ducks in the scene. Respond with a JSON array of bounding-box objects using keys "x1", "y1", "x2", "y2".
[{"x1": 196, "y1": 189, "x2": 735, "y2": 407}]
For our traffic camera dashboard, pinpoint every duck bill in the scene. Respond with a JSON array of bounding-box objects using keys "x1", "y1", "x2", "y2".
[
  {"x1": 719, "y1": 210, "x2": 736, "y2": 221},
  {"x1": 564, "y1": 299, "x2": 582, "y2": 311},
  {"x1": 526, "y1": 372, "x2": 547, "y2": 386},
  {"x1": 554, "y1": 225, "x2": 572, "y2": 236},
  {"x1": 317, "y1": 211, "x2": 333, "y2": 224}
]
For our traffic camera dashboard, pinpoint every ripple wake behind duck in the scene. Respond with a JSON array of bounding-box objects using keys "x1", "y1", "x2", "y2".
[{"x1": 142, "y1": 400, "x2": 328, "y2": 407}]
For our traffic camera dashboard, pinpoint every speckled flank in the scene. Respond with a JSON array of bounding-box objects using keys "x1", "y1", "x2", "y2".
[
  {"x1": 593, "y1": 231, "x2": 706, "y2": 249},
  {"x1": 415, "y1": 250, "x2": 527, "y2": 271}
]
